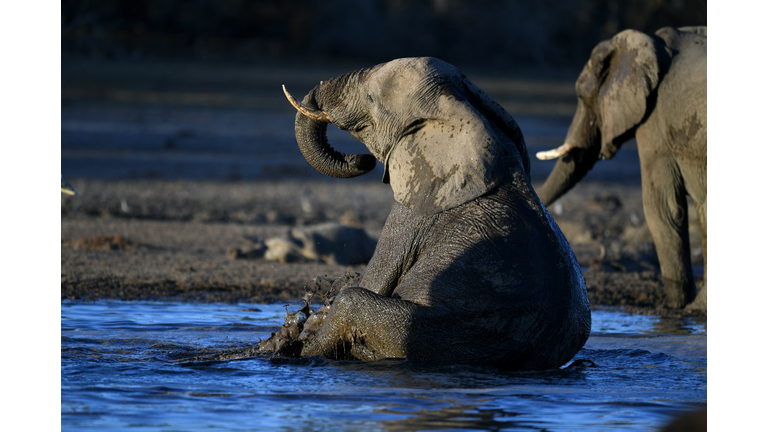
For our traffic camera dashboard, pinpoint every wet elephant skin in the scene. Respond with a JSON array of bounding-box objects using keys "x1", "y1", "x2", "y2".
[{"x1": 285, "y1": 57, "x2": 591, "y2": 369}]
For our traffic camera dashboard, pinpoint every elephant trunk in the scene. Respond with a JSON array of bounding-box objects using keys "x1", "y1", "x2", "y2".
[
  {"x1": 286, "y1": 85, "x2": 376, "y2": 179},
  {"x1": 536, "y1": 147, "x2": 599, "y2": 206},
  {"x1": 536, "y1": 101, "x2": 602, "y2": 206}
]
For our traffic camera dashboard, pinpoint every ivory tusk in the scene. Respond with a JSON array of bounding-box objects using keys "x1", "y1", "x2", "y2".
[
  {"x1": 282, "y1": 85, "x2": 331, "y2": 122},
  {"x1": 61, "y1": 176, "x2": 78, "y2": 195},
  {"x1": 535, "y1": 143, "x2": 575, "y2": 160}
]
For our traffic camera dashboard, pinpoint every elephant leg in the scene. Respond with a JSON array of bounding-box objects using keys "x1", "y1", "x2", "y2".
[
  {"x1": 359, "y1": 202, "x2": 422, "y2": 297},
  {"x1": 640, "y1": 155, "x2": 696, "y2": 308},
  {"x1": 300, "y1": 286, "x2": 419, "y2": 361},
  {"x1": 688, "y1": 198, "x2": 707, "y2": 311}
]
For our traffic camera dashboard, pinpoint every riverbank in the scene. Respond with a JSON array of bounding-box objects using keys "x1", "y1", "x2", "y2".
[{"x1": 61, "y1": 178, "x2": 704, "y2": 317}]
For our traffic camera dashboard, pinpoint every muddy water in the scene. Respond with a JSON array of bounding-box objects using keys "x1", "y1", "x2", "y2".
[{"x1": 61, "y1": 301, "x2": 705, "y2": 431}]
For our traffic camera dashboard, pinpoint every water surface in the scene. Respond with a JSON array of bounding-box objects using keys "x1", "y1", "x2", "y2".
[{"x1": 61, "y1": 301, "x2": 706, "y2": 431}]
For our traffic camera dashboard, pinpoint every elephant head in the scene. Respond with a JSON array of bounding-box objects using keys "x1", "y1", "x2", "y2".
[
  {"x1": 284, "y1": 57, "x2": 530, "y2": 215},
  {"x1": 535, "y1": 29, "x2": 669, "y2": 206}
]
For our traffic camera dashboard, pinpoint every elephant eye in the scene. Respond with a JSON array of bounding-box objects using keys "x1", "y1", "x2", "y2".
[{"x1": 353, "y1": 123, "x2": 370, "y2": 133}]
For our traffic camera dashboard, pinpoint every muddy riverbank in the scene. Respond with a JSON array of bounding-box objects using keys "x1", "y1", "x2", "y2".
[{"x1": 61, "y1": 178, "x2": 704, "y2": 317}]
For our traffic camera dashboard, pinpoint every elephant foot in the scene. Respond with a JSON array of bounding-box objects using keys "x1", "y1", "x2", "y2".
[
  {"x1": 258, "y1": 309, "x2": 307, "y2": 357},
  {"x1": 259, "y1": 295, "x2": 334, "y2": 358},
  {"x1": 661, "y1": 277, "x2": 696, "y2": 309},
  {"x1": 684, "y1": 282, "x2": 707, "y2": 314}
]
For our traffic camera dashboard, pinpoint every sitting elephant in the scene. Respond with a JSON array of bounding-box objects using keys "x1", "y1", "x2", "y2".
[
  {"x1": 535, "y1": 27, "x2": 707, "y2": 311},
  {"x1": 281, "y1": 57, "x2": 590, "y2": 370}
]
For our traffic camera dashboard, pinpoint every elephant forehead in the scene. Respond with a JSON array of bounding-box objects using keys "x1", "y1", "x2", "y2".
[
  {"x1": 372, "y1": 58, "x2": 457, "y2": 104},
  {"x1": 376, "y1": 57, "x2": 457, "y2": 80}
]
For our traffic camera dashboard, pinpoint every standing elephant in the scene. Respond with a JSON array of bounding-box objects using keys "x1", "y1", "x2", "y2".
[
  {"x1": 535, "y1": 27, "x2": 706, "y2": 311},
  {"x1": 281, "y1": 57, "x2": 590, "y2": 370}
]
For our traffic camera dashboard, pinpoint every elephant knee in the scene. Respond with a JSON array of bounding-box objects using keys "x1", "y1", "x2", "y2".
[
  {"x1": 640, "y1": 161, "x2": 683, "y2": 216},
  {"x1": 325, "y1": 287, "x2": 380, "y2": 331},
  {"x1": 668, "y1": 199, "x2": 686, "y2": 227},
  {"x1": 647, "y1": 191, "x2": 686, "y2": 226},
  {"x1": 330, "y1": 287, "x2": 366, "y2": 315}
]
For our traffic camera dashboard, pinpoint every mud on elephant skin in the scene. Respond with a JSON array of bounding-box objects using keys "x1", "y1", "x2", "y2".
[
  {"x1": 535, "y1": 27, "x2": 707, "y2": 312},
  {"x1": 270, "y1": 57, "x2": 591, "y2": 370}
]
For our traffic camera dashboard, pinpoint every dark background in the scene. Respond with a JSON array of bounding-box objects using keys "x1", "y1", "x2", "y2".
[
  {"x1": 62, "y1": 0, "x2": 706, "y2": 73},
  {"x1": 60, "y1": 0, "x2": 706, "y2": 183}
]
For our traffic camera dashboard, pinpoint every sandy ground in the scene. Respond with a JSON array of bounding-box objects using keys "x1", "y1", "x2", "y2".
[
  {"x1": 60, "y1": 178, "x2": 705, "y2": 317},
  {"x1": 61, "y1": 59, "x2": 705, "y2": 317}
]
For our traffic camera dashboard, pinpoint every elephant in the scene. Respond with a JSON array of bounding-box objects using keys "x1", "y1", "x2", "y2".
[
  {"x1": 281, "y1": 57, "x2": 591, "y2": 370},
  {"x1": 535, "y1": 27, "x2": 706, "y2": 311}
]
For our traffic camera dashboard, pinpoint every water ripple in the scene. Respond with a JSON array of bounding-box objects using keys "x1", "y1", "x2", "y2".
[{"x1": 62, "y1": 300, "x2": 706, "y2": 431}]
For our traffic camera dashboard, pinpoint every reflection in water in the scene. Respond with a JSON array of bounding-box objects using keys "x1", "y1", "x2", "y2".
[
  {"x1": 590, "y1": 309, "x2": 706, "y2": 335},
  {"x1": 378, "y1": 403, "x2": 524, "y2": 431},
  {"x1": 61, "y1": 301, "x2": 706, "y2": 430}
]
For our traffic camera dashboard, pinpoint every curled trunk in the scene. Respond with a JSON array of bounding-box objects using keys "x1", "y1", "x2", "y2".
[{"x1": 293, "y1": 89, "x2": 376, "y2": 179}]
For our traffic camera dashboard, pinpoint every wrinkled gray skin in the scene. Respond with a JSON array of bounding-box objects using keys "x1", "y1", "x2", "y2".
[
  {"x1": 537, "y1": 27, "x2": 707, "y2": 311},
  {"x1": 288, "y1": 57, "x2": 591, "y2": 369}
]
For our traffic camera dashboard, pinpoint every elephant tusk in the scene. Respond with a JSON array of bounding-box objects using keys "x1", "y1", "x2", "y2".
[
  {"x1": 61, "y1": 176, "x2": 78, "y2": 195},
  {"x1": 535, "y1": 143, "x2": 575, "y2": 160},
  {"x1": 282, "y1": 85, "x2": 331, "y2": 122}
]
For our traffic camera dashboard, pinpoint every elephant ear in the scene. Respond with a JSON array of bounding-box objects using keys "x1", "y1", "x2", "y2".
[
  {"x1": 461, "y1": 78, "x2": 530, "y2": 183},
  {"x1": 385, "y1": 91, "x2": 509, "y2": 215},
  {"x1": 598, "y1": 30, "x2": 661, "y2": 156}
]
